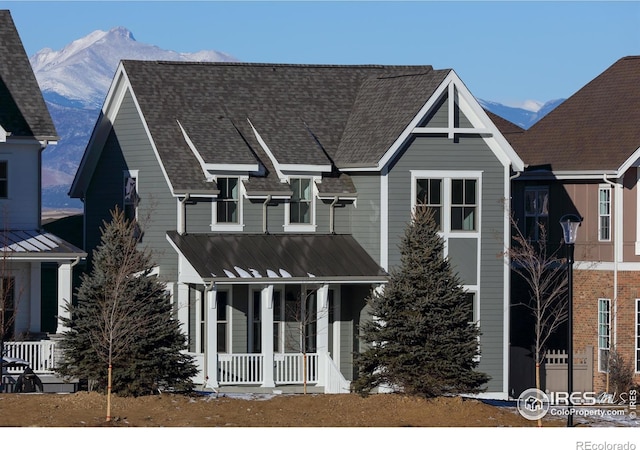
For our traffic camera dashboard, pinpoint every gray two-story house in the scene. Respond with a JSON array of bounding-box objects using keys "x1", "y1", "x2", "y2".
[{"x1": 70, "y1": 61, "x2": 523, "y2": 397}]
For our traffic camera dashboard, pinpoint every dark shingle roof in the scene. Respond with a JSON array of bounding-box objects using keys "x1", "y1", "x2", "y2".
[
  {"x1": 0, "y1": 10, "x2": 57, "y2": 141},
  {"x1": 121, "y1": 61, "x2": 444, "y2": 193},
  {"x1": 167, "y1": 231, "x2": 388, "y2": 282},
  {"x1": 511, "y1": 56, "x2": 640, "y2": 173}
]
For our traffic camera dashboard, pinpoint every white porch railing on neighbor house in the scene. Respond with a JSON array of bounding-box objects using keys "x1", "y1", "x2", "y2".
[{"x1": 3, "y1": 341, "x2": 57, "y2": 374}]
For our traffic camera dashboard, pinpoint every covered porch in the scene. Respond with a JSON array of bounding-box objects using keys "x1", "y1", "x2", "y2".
[
  {"x1": 167, "y1": 231, "x2": 388, "y2": 394},
  {"x1": 1, "y1": 230, "x2": 86, "y2": 392}
]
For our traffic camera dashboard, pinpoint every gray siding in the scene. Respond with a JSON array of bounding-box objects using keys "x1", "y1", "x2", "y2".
[
  {"x1": 85, "y1": 91, "x2": 178, "y2": 283},
  {"x1": 349, "y1": 174, "x2": 382, "y2": 264},
  {"x1": 231, "y1": 285, "x2": 248, "y2": 353},
  {"x1": 387, "y1": 134, "x2": 507, "y2": 393}
]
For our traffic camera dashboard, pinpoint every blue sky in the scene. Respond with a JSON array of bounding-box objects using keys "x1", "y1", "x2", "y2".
[{"x1": 4, "y1": 1, "x2": 640, "y2": 108}]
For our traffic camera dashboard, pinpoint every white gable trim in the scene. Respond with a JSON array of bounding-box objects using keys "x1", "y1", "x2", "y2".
[
  {"x1": 616, "y1": 145, "x2": 640, "y2": 177},
  {"x1": 70, "y1": 62, "x2": 178, "y2": 198},
  {"x1": 248, "y1": 118, "x2": 287, "y2": 182},
  {"x1": 347, "y1": 70, "x2": 524, "y2": 173},
  {"x1": 177, "y1": 120, "x2": 215, "y2": 182}
]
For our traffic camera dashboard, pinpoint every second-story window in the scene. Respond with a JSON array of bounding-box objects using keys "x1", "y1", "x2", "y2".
[
  {"x1": 216, "y1": 177, "x2": 239, "y2": 224},
  {"x1": 0, "y1": 161, "x2": 7, "y2": 198},
  {"x1": 290, "y1": 178, "x2": 312, "y2": 224},
  {"x1": 416, "y1": 178, "x2": 442, "y2": 230},
  {"x1": 598, "y1": 186, "x2": 611, "y2": 241},
  {"x1": 451, "y1": 179, "x2": 477, "y2": 231},
  {"x1": 524, "y1": 187, "x2": 549, "y2": 241},
  {"x1": 123, "y1": 173, "x2": 139, "y2": 222},
  {"x1": 598, "y1": 298, "x2": 611, "y2": 372}
]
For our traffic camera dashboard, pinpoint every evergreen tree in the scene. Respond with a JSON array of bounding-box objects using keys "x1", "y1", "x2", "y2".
[
  {"x1": 354, "y1": 207, "x2": 489, "y2": 397},
  {"x1": 57, "y1": 207, "x2": 197, "y2": 397}
]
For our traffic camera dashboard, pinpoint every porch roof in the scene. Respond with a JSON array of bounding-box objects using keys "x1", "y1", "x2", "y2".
[
  {"x1": 167, "y1": 231, "x2": 388, "y2": 284},
  {"x1": 1, "y1": 230, "x2": 86, "y2": 260}
]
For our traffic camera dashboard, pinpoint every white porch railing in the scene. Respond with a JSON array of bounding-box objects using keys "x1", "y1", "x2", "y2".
[
  {"x1": 219, "y1": 354, "x2": 264, "y2": 385},
  {"x1": 323, "y1": 352, "x2": 350, "y2": 394},
  {"x1": 3, "y1": 341, "x2": 57, "y2": 374},
  {"x1": 217, "y1": 353, "x2": 320, "y2": 386},
  {"x1": 274, "y1": 353, "x2": 319, "y2": 384}
]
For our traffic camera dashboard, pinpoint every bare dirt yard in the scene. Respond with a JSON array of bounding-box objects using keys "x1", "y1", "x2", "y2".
[{"x1": 0, "y1": 391, "x2": 559, "y2": 427}]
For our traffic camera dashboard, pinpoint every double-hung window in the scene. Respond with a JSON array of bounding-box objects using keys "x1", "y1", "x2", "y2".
[
  {"x1": 524, "y1": 187, "x2": 549, "y2": 242},
  {"x1": 212, "y1": 177, "x2": 244, "y2": 231},
  {"x1": 216, "y1": 177, "x2": 239, "y2": 224},
  {"x1": 0, "y1": 161, "x2": 7, "y2": 198},
  {"x1": 412, "y1": 171, "x2": 481, "y2": 234},
  {"x1": 286, "y1": 177, "x2": 315, "y2": 231},
  {"x1": 598, "y1": 298, "x2": 611, "y2": 372},
  {"x1": 598, "y1": 186, "x2": 611, "y2": 241}
]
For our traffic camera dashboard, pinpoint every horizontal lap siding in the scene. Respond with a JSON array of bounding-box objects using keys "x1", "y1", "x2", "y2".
[
  {"x1": 86, "y1": 91, "x2": 178, "y2": 281},
  {"x1": 388, "y1": 135, "x2": 507, "y2": 393},
  {"x1": 349, "y1": 174, "x2": 381, "y2": 264}
]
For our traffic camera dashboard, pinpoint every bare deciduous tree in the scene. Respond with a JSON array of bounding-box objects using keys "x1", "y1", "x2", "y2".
[{"x1": 506, "y1": 218, "x2": 568, "y2": 425}]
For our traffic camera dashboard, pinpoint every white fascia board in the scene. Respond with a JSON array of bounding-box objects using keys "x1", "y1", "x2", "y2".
[
  {"x1": 204, "y1": 163, "x2": 260, "y2": 173},
  {"x1": 70, "y1": 64, "x2": 130, "y2": 198},
  {"x1": 376, "y1": 70, "x2": 524, "y2": 173},
  {"x1": 279, "y1": 163, "x2": 333, "y2": 173},
  {"x1": 616, "y1": 145, "x2": 640, "y2": 177},
  {"x1": 177, "y1": 120, "x2": 215, "y2": 182},
  {"x1": 166, "y1": 234, "x2": 206, "y2": 284},
  {"x1": 448, "y1": 71, "x2": 525, "y2": 172},
  {"x1": 519, "y1": 170, "x2": 619, "y2": 181},
  {"x1": 247, "y1": 118, "x2": 287, "y2": 182}
]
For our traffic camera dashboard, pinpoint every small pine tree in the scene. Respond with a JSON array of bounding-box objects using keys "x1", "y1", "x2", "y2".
[
  {"x1": 57, "y1": 207, "x2": 197, "y2": 397},
  {"x1": 354, "y1": 207, "x2": 489, "y2": 397}
]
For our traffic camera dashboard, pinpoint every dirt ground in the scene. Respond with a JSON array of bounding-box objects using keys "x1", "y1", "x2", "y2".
[{"x1": 0, "y1": 391, "x2": 561, "y2": 427}]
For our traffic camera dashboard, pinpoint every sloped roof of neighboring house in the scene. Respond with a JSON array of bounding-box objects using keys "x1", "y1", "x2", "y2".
[
  {"x1": 509, "y1": 56, "x2": 640, "y2": 175},
  {"x1": 1, "y1": 230, "x2": 86, "y2": 259},
  {"x1": 0, "y1": 10, "x2": 58, "y2": 141},
  {"x1": 167, "y1": 231, "x2": 388, "y2": 283}
]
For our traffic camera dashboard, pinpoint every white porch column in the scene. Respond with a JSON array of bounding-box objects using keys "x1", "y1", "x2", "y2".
[
  {"x1": 206, "y1": 286, "x2": 219, "y2": 388},
  {"x1": 316, "y1": 284, "x2": 329, "y2": 387},
  {"x1": 261, "y1": 284, "x2": 275, "y2": 388},
  {"x1": 176, "y1": 283, "x2": 190, "y2": 339},
  {"x1": 29, "y1": 262, "x2": 41, "y2": 333},
  {"x1": 56, "y1": 261, "x2": 73, "y2": 334}
]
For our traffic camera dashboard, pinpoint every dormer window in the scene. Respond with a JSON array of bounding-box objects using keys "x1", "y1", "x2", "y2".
[
  {"x1": 212, "y1": 177, "x2": 244, "y2": 231},
  {"x1": 216, "y1": 177, "x2": 239, "y2": 224},
  {"x1": 0, "y1": 161, "x2": 7, "y2": 198},
  {"x1": 290, "y1": 178, "x2": 312, "y2": 224},
  {"x1": 285, "y1": 177, "x2": 316, "y2": 232}
]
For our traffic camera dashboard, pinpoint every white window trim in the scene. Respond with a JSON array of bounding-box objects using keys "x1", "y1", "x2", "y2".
[
  {"x1": 123, "y1": 169, "x2": 139, "y2": 221},
  {"x1": 598, "y1": 185, "x2": 612, "y2": 242},
  {"x1": 598, "y1": 298, "x2": 611, "y2": 373},
  {"x1": 465, "y1": 286, "x2": 481, "y2": 362},
  {"x1": 410, "y1": 170, "x2": 482, "y2": 241},
  {"x1": 249, "y1": 288, "x2": 262, "y2": 354},
  {"x1": 211, "y1": 176, "x2": 246, "y2": 232},
  {"x1": 273, "y1": 289, "x2": 284, "y2": 354},
  {"x1": 284, "y1": 176, "x2": 318, "y2": 232}
]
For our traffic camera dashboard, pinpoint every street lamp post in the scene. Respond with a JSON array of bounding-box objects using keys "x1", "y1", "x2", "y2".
[{"x1": 560, "y1": 214, "x2": 582, "y2": 428}]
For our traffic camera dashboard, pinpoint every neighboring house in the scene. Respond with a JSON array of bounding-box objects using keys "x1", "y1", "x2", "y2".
[
  {"x1": 70, "y1": 60, "x2": 524, "y2": 397},
  {"x1": 509, "y1": 56, "x2": 640, "y2": 392},
  {"x1": 0, "y1": 10, "x2": 86, "y2": 391}
]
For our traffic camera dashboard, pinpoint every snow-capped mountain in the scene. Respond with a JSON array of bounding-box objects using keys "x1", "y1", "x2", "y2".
[
  {"x1": 33, "y1": 27, "x2": 237, "y2": 208},
  {"x1": 33, "y1": 27, "x2": 560, "y2": 209}
]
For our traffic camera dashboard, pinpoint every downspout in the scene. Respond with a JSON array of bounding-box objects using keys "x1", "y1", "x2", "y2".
[
  {"x1": 602, "y1": 174, "x2": 620, "y2": 355},
  {"x1": 179, "y1": 194, "x2": 190, "y2": 235},
  {"x1": 329, "y1": 196, "x2": 339, "y2": 234},
  {"x1": 263, "y1": 195, "x2": 271, "y2": 234}
]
